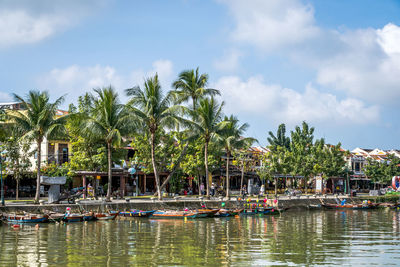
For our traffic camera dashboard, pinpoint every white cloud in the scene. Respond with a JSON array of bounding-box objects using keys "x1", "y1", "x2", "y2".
[
  {"x1": 316, "y1": 24, "x2": 400, "y2": 103},
  {"x1": 220, "y1": 0, "x2": 400, "y2": 105},
  {"x1": 213, "y1": 49, "x2": 242, "y2": 71},
  {"x1": 0, "y1": 92, "x2": 13, "y2": 102},
  {"x1": 37, "y1": 60, "x2": 174, "y2": 104},
  {"x1": 129, "y1": 59, "x2": 174, "y2": 89},
  {"x1": 0, "y1": 0, "x2": 107, "y2": 47},
  {"x1": 220, "y1": 0, "x2": 319, "y2": 51},
  {"x1": 214, "y1": 75, "x2": 379, "y2": 125}
]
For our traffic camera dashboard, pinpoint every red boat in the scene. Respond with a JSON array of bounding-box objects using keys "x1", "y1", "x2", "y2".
[{"x1": 95, "y1": 211, "x2": 119, "y2": 220}]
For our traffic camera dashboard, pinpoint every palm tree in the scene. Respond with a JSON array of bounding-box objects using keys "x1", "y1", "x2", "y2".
[
  {"x1": 8, "y1": 91, "x2": 66, "y2": 203},
  {"x1": 217, "y1": 115, "x2": 255, "y2": 198},
  {"x1": 125, "y1": 74, "x2": 178, "y2": 200},
  {"x1": 267, "y1": 123, "x2": 290, "y2": 151},
  {"x1": 189, "y1": 97, "x2": 225, "y2": 197},
  {"x1": 172, "y1": 68, "x2": 220, "y2": 192},
  {"x1": 82, "y1": 86, "x2": 132, "y2": 201},
  {"x1": 172, "y1": 67, "x2": 220, "y2": 110}
]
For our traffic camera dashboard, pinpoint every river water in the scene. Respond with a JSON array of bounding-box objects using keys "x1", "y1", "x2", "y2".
[{"x1": 0, "y1": 209, "x2": 400, "y2": 266}]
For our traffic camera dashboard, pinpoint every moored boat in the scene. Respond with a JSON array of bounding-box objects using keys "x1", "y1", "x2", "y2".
[
  {"x1": 83, "y1": 212, "x2": 97, "y2": 221},
  {"x1": 322, "y1": 203, "x2": 378, "y2": 210},
  {"x1": 152, "y1": 210, "x2": 201, "y2": 219},
  {"x1": 48, "y1": 213, "x2": 65, "y2": 222},
  {"x1": 216, "y1": 208, "x2": 243, "y2": 217},
  {"x1": 5, "y1": 214, "x2": 48, "y2": 224},
  {"x1": 95, "y1": 211, "x2": 119, "y2": 220},
  {"x1": 197, "y1": 209, "x2": 220, "y2": 217},
  {"x1": 63, "y1": 214, "x2": 84, "y2": 222},
  {"x1": 120, "y1": 210, "x2": 155, "y2": 218}
]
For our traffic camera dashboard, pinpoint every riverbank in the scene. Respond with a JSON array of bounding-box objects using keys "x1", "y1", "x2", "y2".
[{"x1": 0, "y1": 195, "x2": 353, "y2": 213}]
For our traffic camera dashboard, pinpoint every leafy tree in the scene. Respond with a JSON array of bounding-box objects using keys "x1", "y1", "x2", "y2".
[
  {"x1": 172, "y1": 67, "x2": 220, "y2": 110},
  {"x1": 81, "y1": 87, "x2": 132, "y2": 201},
  {"x1": 290, "y1": 121, "x2": 315, "y2": 191},
  {"x1": 126, "y1": 74, "x2": 180, "y2": 199},
  {"x1": 67, "y1": 93, "x2": 109, "y2": 175},
  {"x1": 234, "y1": 147, "x2": 258, "y2": 196},
  {"x1": 260, "y1": 146, "x2": 291, "y2": 197},
  {"x1": 3, "y1": 130, "x2": 32, "y2": 200},
  {"x1": 188, "y1": 97, "x2": 226, "y2": 197},
  {"x1": 8, "y1": 91, "x2": 67, "y2": 203},
  {"x1": 364, "y1": 154, "x2": 400, "y2": 188},
  {"x1": 267, "y1": 123, "x2": 290, "y2": 151},
  {"x1": 217, "y1": 115, "x2": 255, "y2": 197}
]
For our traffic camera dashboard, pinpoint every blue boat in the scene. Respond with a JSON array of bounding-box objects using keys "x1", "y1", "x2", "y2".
[
  {"x1": 82, "y1": 213, "x2": 97, "y2": 221},
  {"x1": 120, "y1": 210, "x2": 156, "y2": 217},
  {"x1": 63, "y1": 214, "x2": 84, "y2": 222},
  {"x1": 6, "y1": 214, "x2": 48, "y2": 224}
]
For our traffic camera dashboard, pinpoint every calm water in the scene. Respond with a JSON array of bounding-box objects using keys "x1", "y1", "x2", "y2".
[{"x1": 0, "y1": 210, "x2": 400, "y2": 266}]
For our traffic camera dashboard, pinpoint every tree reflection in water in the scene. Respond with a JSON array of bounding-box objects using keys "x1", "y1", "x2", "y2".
[{"x1": 0, "y1": 210, "x2": 399, "y2": 266}]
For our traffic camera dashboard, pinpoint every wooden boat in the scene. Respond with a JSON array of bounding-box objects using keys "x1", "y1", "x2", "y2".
[
  {"x1": 63, "y1": 214, "x2": 84, "y2": 222},
  {"x1": 308, "y1": 204, "x2": 322, "y2": 209},
  {"x1": 197, "y1": 209, "x2": 220, "y2": 217},
  {"x1": 242, "y1": 209, "x2": 259, "y2": 215},
  {"x1": 47, "y1": 213, "x2": 65, "y2": 222},
  {"x1": 216, "y1": 209, "x2": 235, "y2": 217},
  {"x1": 5, "y1": 214, "x2": 48, "y2": 224},
  {"x1": 82, "y1": 212, "x2": 97, "y2": 221},
  {"x1": 120, "y1": 210, "x2": 155, "y2": 217},
  {"x1": 216, "y1": 208, "x2": 243, "y2": 217},
  {"x1": 259, "y1": 207, "x2": 281, "y2": 215},
  {"x1": 322, "y1": 203, "x2": 378, "y2": 210},
  {"x1": 95, "y1": 211, "x2": 119, "y2": 220},
  {"x1": 152, "y1": 210, "x2": 201, "y2": 219},
  {"x1": 242, "y1": 207, "x2": 284, "y2": 215}
]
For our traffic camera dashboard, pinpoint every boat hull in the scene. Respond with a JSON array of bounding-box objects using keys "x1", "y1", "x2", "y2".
[
  {"x1": 120, "y1": 210, "x2": 155, "y2": 218},
  {"x1": 6, "y1": 216, "x2": 48, "y2": 224}
]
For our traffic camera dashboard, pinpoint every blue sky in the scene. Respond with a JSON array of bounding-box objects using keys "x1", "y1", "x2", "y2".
[{"x1": 1, "y1": 0, "x2": 400, "y2": 150}]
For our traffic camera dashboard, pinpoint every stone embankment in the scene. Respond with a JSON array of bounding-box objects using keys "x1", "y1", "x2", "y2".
[{"x1": 0, "y1": 195, "x2": 351, "y2": 213}]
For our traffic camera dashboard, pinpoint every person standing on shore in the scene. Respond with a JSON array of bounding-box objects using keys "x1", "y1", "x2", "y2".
[
  {"x1": 200, "y1": 183, "x2": 205, "y2": 195},
  {"x1": 211, "y1": 183, "x2": 215, "y2": 196}
]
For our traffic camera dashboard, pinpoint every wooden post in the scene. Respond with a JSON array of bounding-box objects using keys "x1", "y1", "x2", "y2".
[
  {"x1": 120, "y1": 175, "x2": 126, "y2": 197},
  {"x1": 83, "y1": 176, "x2": 87, "y2": 199},
  {"x1": 144, "y1": 174, "x2": 147, "y2": 194}
]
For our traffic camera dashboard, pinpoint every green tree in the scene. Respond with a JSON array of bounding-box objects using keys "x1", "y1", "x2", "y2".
[
  {"x1": 9, "y1": 91, "x2": 67, "y2": 203},
  {"x1": 67, "y1": 93, "x2": 109, "y2": 176},
  {"x1": 260, "y1": 146, "x2": 291, "y2": 197},
  {"x1": 172, "y1": 67, "x2": 220, "y2": 110},
  {"x1": 81, "y1": 87, "x2": 132, "y2": 201},
  {"x1": 267, "y1": 123, "x2": 290, "y2": 151},
  {"x1": 217, "y1": 115, "x2": 255, "y2": 198},
  {"x1": 126, "y1": 74, "x2": 179, "y2": 199},
  {"x1": 189, "y1": 97, "x2": 226, "y2": 197},
  {"x1": 3, "y1": 129, "x2": 32, "y2": 200},
  {"x1": 290, "y1": 121, "x2": 315, "y2": 191}
]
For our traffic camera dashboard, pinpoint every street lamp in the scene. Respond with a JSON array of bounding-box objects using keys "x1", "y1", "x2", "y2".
[
  {"x1": 0, "y1": 149, "x2": 8, "y2": 206},
  {"x1": 129, "y1": 157, "x2": 139, "y2": 196}
]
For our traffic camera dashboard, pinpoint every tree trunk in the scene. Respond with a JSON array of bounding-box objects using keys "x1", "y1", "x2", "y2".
[
  {"x1": 34, "y1": 139, "x2": 41, "y2": 204},
  {"x1": 304, "y1": 177, "x2": 307, "y2": 193},
  {"x1": 205, "y1": 140, "x2": 210, "y2": 197},
  {"x1": 151, "y1": 132, "x2": 162, "y2": 200},
  {"x1": 274, "y1": 177, "x2": 278, "y2": 198},
  {"x1": 225, "y1": 150, "x2": 230, "y2": 198},
  {"x1": 240, "y1": 160, "x2": 244, "y2": 196},
  {"x1": 16, "y1": 177, "x2": 19, "y2": 200},
  {"x1": 106, "y1": 142, "x2": 112, "y2": 201},
  {"x1": 198, "y1": 174, "x2": 201, "y2": 196},
  {"x1": 157, "y1": 141, "x2": 189, "y2": 194}
]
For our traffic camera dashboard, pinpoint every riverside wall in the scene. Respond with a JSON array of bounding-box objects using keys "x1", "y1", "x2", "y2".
[{"x1": 0, "y1": 195, "x2": 352, "y2": 213}]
